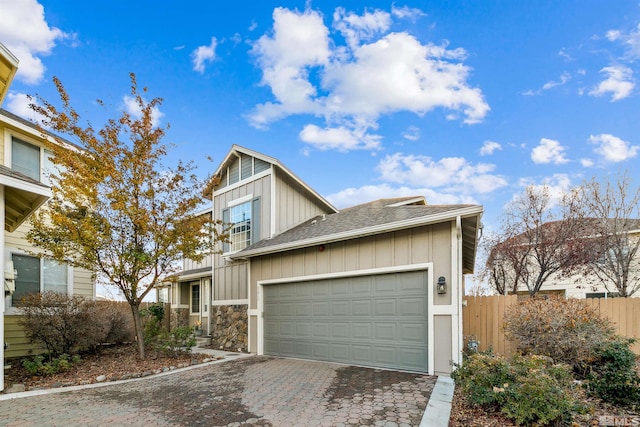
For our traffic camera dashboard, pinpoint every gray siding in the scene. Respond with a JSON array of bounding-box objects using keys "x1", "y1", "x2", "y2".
[
  {"x1": 274, "y1": 170, "x2": 334, "y2": 234},
  {"x1": 249, "y1": 223, "x2": 452, "y2": 310}
]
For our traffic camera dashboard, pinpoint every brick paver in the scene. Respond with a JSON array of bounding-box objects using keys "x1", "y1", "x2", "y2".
[{"x1": 0, "y1": 356, "x2": 436, "y2": 426}]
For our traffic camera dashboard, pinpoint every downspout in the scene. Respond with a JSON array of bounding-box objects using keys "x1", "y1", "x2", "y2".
[{"x1": 455, "y1": 215, "x2": 463, "y2": 368}]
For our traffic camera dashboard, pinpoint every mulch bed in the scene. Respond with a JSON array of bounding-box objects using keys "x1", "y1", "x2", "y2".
[{"x1": 3, "y1": 343, "x2": 214, "y2": 392}]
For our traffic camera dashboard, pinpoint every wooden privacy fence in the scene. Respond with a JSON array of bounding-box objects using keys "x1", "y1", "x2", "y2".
[{"x1": 463, "y1": 295, "x2": 640, "y2": 356}]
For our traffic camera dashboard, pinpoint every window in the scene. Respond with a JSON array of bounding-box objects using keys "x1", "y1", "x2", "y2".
[
  {"x1": 222, "y1": 197, "x2": 260, "y2": 253},
  {"x1": 11, "y1": 254, "x2": 69, "y2": 306},
  {"x1": 190, "y1": 282, "x2": 200, "y2": 314},
  {"x1": 157, "y1": 287, "x2": 170, "y2": 304},
  {"x1": 12, "y1": 138, "x2": 40, "y2": 181},
  {"x1": 11, "y1": 137, "x2": 54, "y2": 184}
]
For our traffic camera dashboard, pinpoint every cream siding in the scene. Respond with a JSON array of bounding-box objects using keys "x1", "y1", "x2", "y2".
[{"x1": 274, "y1": 170, "x2": 334, "y2": 234}]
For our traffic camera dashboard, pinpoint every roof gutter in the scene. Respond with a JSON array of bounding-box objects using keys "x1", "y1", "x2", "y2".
[{"x1": 230, "y1": 205, "x2": 483, "y2": 260}]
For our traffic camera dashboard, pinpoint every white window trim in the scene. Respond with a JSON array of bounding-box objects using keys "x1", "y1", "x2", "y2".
[
  {"x1": 5, "y1": 250, "x2": 73, "y2": 314},
  {"x1": 4, "y1": 130, "x2": 50, "y2": 182},
  {"x1": 189, "y1": 282, "x2": 201, "y2": 315},
  {"x1": 223, "y1": 195, "x2": 255, "y2": 255}
]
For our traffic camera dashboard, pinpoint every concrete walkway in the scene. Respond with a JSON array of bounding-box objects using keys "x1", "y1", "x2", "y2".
[{"x1": 0, "y1": 350, "x2": 454, "y2": 426}]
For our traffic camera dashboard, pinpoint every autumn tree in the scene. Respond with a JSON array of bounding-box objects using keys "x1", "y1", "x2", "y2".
[
  {"x1": 27, "y1": 74, "x2": 224, "y2": 359},
  {"x1": 486, "y1": 185, "x2": 588, "y2": 296},
  {"x1": 575, "y1": 172, "x2": 640, "y2": 297}
]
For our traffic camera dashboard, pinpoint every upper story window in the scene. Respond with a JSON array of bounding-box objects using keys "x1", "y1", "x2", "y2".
[
  {"x1": 222, "y1": 197, "x2": 261, "y2": 253},
  {"x1": 11, "y1": 137, "x2": 54, "y2": 185},
  {"x1": 11, "y1": 253, "x2": 69, "y2": 307},
  {"x1": 229, "y1": 201, "x2": 252, "y2": 252}
]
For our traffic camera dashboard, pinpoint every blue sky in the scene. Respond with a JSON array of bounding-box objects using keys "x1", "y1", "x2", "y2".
[{"x1": 2, "y1": 0, "x2": 640, "y2": 243}]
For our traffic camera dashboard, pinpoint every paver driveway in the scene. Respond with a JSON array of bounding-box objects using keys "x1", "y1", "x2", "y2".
[{"x1": 0, "y1": 356, "x2": 437, "y2": 426}]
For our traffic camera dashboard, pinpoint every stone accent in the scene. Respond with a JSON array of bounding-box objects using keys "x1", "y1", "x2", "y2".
[
  {"x1": 170, "y1": 307, "x2": 189, "y2": 330},
  {"x1": 211, "y1": 304, "x2": 248, "y2": 352}
]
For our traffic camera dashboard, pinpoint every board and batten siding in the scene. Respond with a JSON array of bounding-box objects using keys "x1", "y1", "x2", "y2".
[
  {"x1": 213, "y1": 174, "x2": 271, "y2": 301},
  {"x1": 274, "y1": 169, "x2": 335, "y2": 234},
  {"x1": 247, "y1": 222, "x2": 457, "y2": 374}
]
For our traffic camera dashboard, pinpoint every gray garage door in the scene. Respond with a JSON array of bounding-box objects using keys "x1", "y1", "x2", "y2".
[{"x1": 263, "y1": 270, "x2": 428, "y2": 372}]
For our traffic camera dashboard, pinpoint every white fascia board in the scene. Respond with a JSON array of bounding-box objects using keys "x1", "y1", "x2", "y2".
[
  {"x1": 0, "y1": 112, "x2": 80, "y2": 153},
  {"x1": 231, "y1": 205, "x2": 483, "y2": 260},
  {"x1": 0, "y1": 174, "x2": 51, "y2": 198}
]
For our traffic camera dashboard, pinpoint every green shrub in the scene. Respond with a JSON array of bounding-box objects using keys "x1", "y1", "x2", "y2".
[
  {"x1": 141, "y1": 304, "x2": 167, "y2": 346},
  {"x1": 587, "y1": 337, "x2": 640, "y2": 407},
  {"x1": 154, "y1": 326, "x2": 196, "y2": 357},
  {"x1": 452, "y1": 352, "x2": 579, "y2": 426},
  {"x1": 22, "y1": 353, "x2": 81, "y2": 376},
  {"x1": 503, "y1": 296, "x2": 615, "y2": 374}
]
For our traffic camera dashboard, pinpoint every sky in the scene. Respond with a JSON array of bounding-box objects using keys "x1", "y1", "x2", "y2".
[{"x1": 2, "y1": 0, "x2": 640, "y2": 279}]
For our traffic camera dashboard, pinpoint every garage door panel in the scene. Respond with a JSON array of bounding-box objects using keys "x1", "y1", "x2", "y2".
[
  {"x1": 351, "y1": 322, "x2": 372, "y2": 340},
  {"x1": 351, "y1": 276, "x2": 372, "y2": 294},
  {"x1": 400, "y1": 297, "x2": 426, "y2": 316},
  {"x1": 399, "y1": 323, "x2": 427, "y2": 342},
  {"x1": 374, "y1": 322, "x2": 397, "y2": 340},
  {"x1": 374, "y1": 299, "x2": 397, "y2": 316},
  {"x1": 332, "y1": 301, "x2": 349, "y2": 316},
  {"x1": 313, "y1": 322, "x2": 331, "y2": 339},
  {"x1": 332, "y1": 322, "x2": 349, "y2": 338},
  {"x1": 264, "y1": 270, "x2": 428, "y2": 372}
]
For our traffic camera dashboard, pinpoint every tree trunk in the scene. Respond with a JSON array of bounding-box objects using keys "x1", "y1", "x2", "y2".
[{"x1": 130, "y1": 303, "x2": 146, "y2": 359}]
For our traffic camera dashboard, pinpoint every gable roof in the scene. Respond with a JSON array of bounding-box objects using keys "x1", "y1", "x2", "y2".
[
  {"x1": 204, "y1": 144, "x2": 338, "y2": 214},
  {"x1": 230, "y1": 200, "x2": 483, "y2": 273}
]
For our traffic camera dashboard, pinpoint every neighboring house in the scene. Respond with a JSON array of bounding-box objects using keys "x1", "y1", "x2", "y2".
[
  {"x1": 1, "y1": 43, "x2": 95, "y2": 390},
  {"x1": 168, "y1": 145, "x2": 483, "y2": 375},
  {"x1": 487, "y1": 220, "x2": 640, "y2": 299},
  {"x1": 513, "y1": 226, "x2": 640, "y2": 299}
]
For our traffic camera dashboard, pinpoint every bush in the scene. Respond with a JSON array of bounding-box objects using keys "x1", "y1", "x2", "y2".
[
  {"x1": 586, "y1": 337, "x2": 640, "y2": 407},
  {"x1": 503, "y1": 296, "x2": 615, "y2": 374},
  {"x1": 154, "y1": 326, "x2": 196, "y2": 357},
  {"x1": 94, "y1": 301, "x2": 136, "y2": 344},
  {"x1": 18, "y1": 292, "x2": 111, "y2": 356},
  {"x1": 22, "y1": 353, "x2": 81, "y2": 376},
  {"x1": 452, "y1": 352, "x2": 579, "y2": 426},
  {"x1": 141, "y1": 303, "x2": 166, "y2": 346}
]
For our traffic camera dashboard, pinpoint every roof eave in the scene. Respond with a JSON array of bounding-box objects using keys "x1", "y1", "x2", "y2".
[{"x1": 230, "y1": 205, "x2": 483, "y2": 260}]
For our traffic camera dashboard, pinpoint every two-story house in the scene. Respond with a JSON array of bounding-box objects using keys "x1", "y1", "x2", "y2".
[
  {"x1": 1, "y1": 43, "x2": 95, "y2": 390},
  {"x1": 167, "y1": 145, "x2": 482, "y2": 375}
]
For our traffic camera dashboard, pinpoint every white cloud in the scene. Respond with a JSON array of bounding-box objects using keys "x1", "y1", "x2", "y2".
[
  {"x1": 377, "y1": 153, "x2": 507, "y2": 194},
  {"x1": 589, "y1": 133, "x2": 639, "y2": 162},
  {"x1": 123, "y1": 95, "x2": 164, "y2": 128},
  {"x1": 333, "y1": 7, "x2": 391, "y2": 48},
  {"x1": 580, "y1": 158, "x2": 595, "y2": 167},
  {"x1": 402, "y1": 125, "x2": 420, "y2": 141},
  {"x1": 606, "y1": 23, "x2": 640, "y2": 59},
  {"x1": 299, "y1": 124, "x2": 381, "y2": 151},
  {"x1": 248, "y1": 6, "x2": 489, "y2": 151},
  {"x1": 391, "y1": 5, "x2": 427, "y2": 21},
  {"x1": 542, "y1": 72, "x2": 571, "y2": 90},
  {"x1": 192, "y1": 37, "x2": 217, "y2": 74},
  {"x1": 327, "y1": 183, "x2": 475, "y2": 209},
  {"x1": 515, "y1": 174, "x2": 573, "y2": 208},
  {"x1": 5, "y1": 92, "x2": 47, "y2": 124},
  {"x1": 0, "y1": 0, "x2": 71, "y2": 85},
  {"x1": 480, "y1": 140, "x2": 502, "y2": 156},
  {"x1": 531, "y1": 138, "x2": 569, "y2": 164},
  {"x1": 589, "y1": 65, "x2": 634, "y2": 101}
]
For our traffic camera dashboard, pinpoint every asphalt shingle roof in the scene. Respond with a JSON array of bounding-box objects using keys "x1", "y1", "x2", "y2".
[{"x1": 238, "y1": 202, "x2": 479, "y2": 255}]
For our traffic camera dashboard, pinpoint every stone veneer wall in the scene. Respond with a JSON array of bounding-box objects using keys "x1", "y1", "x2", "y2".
[
  {"x1": 211, "y1": 304, "x2": 248, "y2": 352},
  {"x1": 170, "y1": 307, "x2": 189, "y2": 330}
]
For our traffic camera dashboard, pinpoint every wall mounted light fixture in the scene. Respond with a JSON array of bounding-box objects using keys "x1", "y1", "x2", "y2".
[{"x1": 437, "y1": 276, "x2": 447, "y2": 294}]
